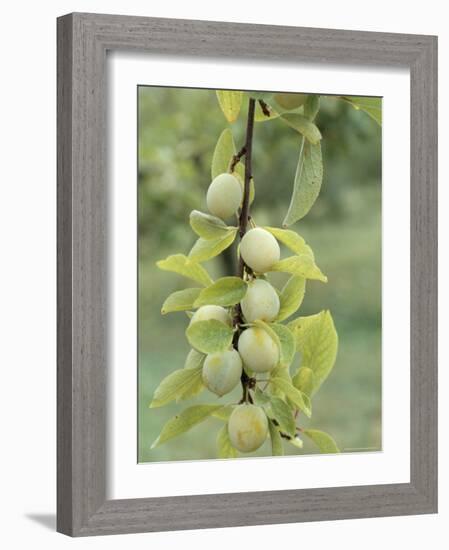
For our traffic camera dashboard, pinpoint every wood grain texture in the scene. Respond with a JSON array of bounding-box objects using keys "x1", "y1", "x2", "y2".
[{"x1": 57, "y1": 12, "x2": 438, "y2": 536}]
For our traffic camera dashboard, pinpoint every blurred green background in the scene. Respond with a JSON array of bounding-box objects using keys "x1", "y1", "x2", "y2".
[{"x1": 138, "y1": 87, "x2": 382, "y2": 462}]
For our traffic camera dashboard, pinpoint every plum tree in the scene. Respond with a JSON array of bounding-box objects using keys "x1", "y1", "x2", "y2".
[
  {"x1": 240, "y1": 278, "x2": 280, "y2": 322},
  {"x1": 202, "y1": 349, "x2": 243, "y2": 396},
  {"x1": 238, "y1": 327, "x2": 280, "y2": 373},
  {"x1": 228, "y1": 404, "x2": 268, "y2": 452},
  {"x1": 206, "y1": 173, "x2": 243, "y2": 220},
  {"x1": 240, "y1": 227, "x2": 280, "y2": 273},
  {"x1": 151, "y1": 89, "x2": 380, "y2": 459},
  {"x1": 190, "y1": 304, "x2": 231, "y2": 326}
]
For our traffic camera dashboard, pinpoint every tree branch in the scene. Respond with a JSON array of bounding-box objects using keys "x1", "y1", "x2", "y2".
[{"x1": 232, "y1": 97, "x2": 256, "y2": 403}]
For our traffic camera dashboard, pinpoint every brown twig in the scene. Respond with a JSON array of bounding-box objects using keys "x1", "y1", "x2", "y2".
[
  {"x1": 231, "y1": 97, "x2": 256, "y2": 403},
  {"x1": 258, "y1": 99, "x2": 271, "y2": 117}
]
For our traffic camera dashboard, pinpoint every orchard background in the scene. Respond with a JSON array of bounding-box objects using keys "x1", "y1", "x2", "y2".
[{"x1": 138, "y1": 86, "x2": 382, "y2": 462}]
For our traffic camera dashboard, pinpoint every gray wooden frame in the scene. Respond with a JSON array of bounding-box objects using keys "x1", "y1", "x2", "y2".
[{"x1": 57, "y1": 12, "x2": 438, "y2": 537}]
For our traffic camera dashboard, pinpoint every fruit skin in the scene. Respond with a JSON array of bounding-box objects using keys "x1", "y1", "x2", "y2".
[
  {"x1": 228, "y1": 404, "x2": 268, "y2": 452},
  {"x1": 238, "y1": 327, "x2": 279, "y2": 373},
  {"x1": 206, "y1": 173, "x2": 243, "y2": 220},
  {"x1": 240, "y1": 228, "x2": 280, "y2": 273},
  {"x1": 240, "y1": 279, "x2": 280, "y2": 322},
  {"x1": 190, "y1": 305, "x2": 231, "y2": 326},
  {"x1": 202, "y1": 349, "x2": 243, "y2": 396},
  {"x1": 274, "y1": 93, "x2": 308, "y2": 110}
]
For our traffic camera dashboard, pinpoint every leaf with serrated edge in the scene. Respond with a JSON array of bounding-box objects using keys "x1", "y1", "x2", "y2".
[
  {"x1": 269, "y1": 323, "x2": 296, "y2": 366},
  {"x1": 303, "y1": 429, "x2": 340, "y2": 453},
  {"x1": 186, "y1": 319, "x2": 234, "y2": 354},
  {"x1": 150, "y1": 364, "x2": 204, "y2": 408},
  {"x1": 283, "y1": 138, "x2": 323, "y2": 226},
  {"x1": 161, "y1": 288, "x2": 202, "y2": 314},
  {"x1": 264, "y1": 227, "x2": 307, "y2": 255},
  {"x1": 269, "y1": 396, "x2": 295, "y2": 436},
  {"x1": 281, "y1": 113, "x2": 322, "y2": 144},
  {"x1": 268, "y1": 419, "x2": 284, "y2": 456},
  {"x1": 216, "y1": 425, "x2": 238, "y2": 458},
  {"x1": 270, "y1": 377, "x2": 311, "y2": 418},
  {"x1": 277, "y1": 275, "x2": 306, "y2": 321},
  {"x1": 216, "y1": 90, "x2": 243, "y2": 123},
  {"x1": 152, "y1": 405, "x2": 223, "y2": 448},
  {"x1": 270, "y1": 254, "x2": 327, "y2": 283},
  {"x1": 211, "y1": 129, "x2": 235, "y2": 179},
  {"x1": 188, "y1": 230, "x2": 237, "y2": 263},
  {"x1": 289, "y1": 310, "x2": 338, "y2": 394},
  {"x1": 190, "y1": 210, "x2": 234, "y2": 240},
  {"x1": 156, "y1": 254, "x2": 213, "y2": 287},
  {"x1": 194, "y1": 276, "x2": 247, "y2": 308}
]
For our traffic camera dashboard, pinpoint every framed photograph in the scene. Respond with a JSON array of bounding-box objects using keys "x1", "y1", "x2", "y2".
[{"x1": 57, "y1": 13, "x2": 437, "y2": 536}]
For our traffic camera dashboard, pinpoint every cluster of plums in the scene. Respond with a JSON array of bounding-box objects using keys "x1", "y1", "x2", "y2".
[{"x1": 190, "y1": 173, "x2": 285, "y2": 452}]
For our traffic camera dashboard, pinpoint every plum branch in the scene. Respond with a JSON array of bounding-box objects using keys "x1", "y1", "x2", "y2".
[{"x1": 232, "y1": 96, "x2": 256, "y2": 403}]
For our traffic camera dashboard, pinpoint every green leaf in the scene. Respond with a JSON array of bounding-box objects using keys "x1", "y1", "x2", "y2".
[
  {"x1": 216, "y1": 90, "x2": 243, "y2": 123},
  {"x1": 292, "y1": 366, "x2": 314, "y2": 396},
  {"x1": 303, "y1": 429, "x2": 340, "y2": 453},
  {"x1": 150, "y1": 363, "x2": 204, "y2": 408},
  {"x1": 289, "y1": 310, "x2": 338, "y2": 394},
  {"x1": 253, "y1": 387, "x2": 270, "y2": 406},
  {"x1": 263, "y1": 226, "x2": 306, "y2": 255},
  {"x1": 211, "y1": 128, "x2": 235, "y2": 179},
  {"x1": 190, "y1": 210, "x2": 234, "y2": 240},
  {"x1": 283, "y1": 138, "x2": 323, "y2": 226},
  {"x1": 304, "y1": 95, "x2": 320, "y2": 121},
  {"x1": 340, "y1": 96, "x2": 382, "y2": 125},
  {"x1": 216, "y1": 425, "x2": 238, "y2": 458},
  {"x1": 281, "y1": 114, "x2": 322, "y2": 144},
  {"x1": 277, "y1": 275, "x2": 306, "y2": 322},
  {"x1": 268, "y1": 419, "x2": 284, "y2": 456},
  {"x1": 156, "y1": 254, "x2": 213, "y2": 287},
  {"x1": 152, "y1": 404, "x2": 223, "y2": 448},
  {"x1": 212, "y1": 405, "x2": 235, "y2": 421},
  {"x1": 254, "y1": 100, "x2": 280, "y2": 122},
  {"x1": 161, "y1": 288, "x2": 202, "y2": 314},
  {"x1": 189, "y1": 230, "x2": 237, "y2": 263},
  {"x1": 269, "y1": 323, "x2": 296, "y2": 366},
  {"x1": 186, "y1": 319, "x2": 234, "y2": 354},
  {"x1": 269, "y1": 396, "x2": 295, "y2": 436},
  {"x1": 194, "y1": 276, "x2": 247, "y2": 308},
  {"x1": 270, "y1": 377, "x2": 311, "y2": 418},
  {"x1": 270, "y1": 254, "x2": 327, "y2": 283}
]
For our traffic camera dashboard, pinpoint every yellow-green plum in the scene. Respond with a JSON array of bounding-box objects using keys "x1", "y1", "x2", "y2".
[
  {"x1": 240, "y1": 228, "x2": 280, "y2": 273},
  {"x1": 206, "y1": 173, "x2": 243, "y2": 220},
  {"x1": 238, "y1": 327, "x2": 279, "y2": 373},
  {"x1": 190, "y1": 305, "x2": 231, "y2": 326},
  {"x1": 228, "y1": 404, "x2": 268, "y2": 452},
  {"x1": 202, "y1": 349, "x2": 242, "y2": 396},
  {"x1": 274, "y1": 93, "x2": 308, "y2": 110},
  {"x1": 240, "y1": 279, "x2": 280, "y2": 322}
]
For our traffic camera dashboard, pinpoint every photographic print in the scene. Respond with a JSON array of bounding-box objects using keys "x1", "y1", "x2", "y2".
[{"x1": 138, "y1": 87, "x2": 382, "y2": 462}]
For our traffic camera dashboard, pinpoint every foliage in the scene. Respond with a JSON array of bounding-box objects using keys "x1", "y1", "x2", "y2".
[{"x1": 147, "y1": 89, "x2": 382, "y2": 458}]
